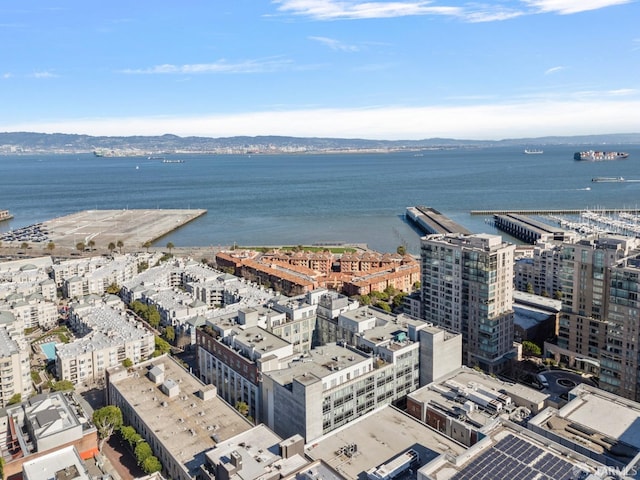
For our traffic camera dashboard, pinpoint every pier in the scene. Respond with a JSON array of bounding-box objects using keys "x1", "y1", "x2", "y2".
[
  {"x1": 1, "y1": 209, "x2": 207, "y2": 251},
  {"x1": 471, "y1": 208, "x2": 640, "y2": 216},
  {"x1": 406, "y1": 206, "x2": 472, "y2": 236},
  {"x1": 492, "y1": 214, "x2": 575, "y2": 245}
]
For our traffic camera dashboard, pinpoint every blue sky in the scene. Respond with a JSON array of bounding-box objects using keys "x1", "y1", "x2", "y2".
[{"x1": 1, "y1": 0, "x2": 638, "y2": 140}]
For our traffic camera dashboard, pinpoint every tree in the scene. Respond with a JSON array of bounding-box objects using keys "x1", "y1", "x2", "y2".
[
  {"x1": 76, "y1": 242, "x2": 85, "y2": 252},
  {"x1": 522, "y1": 340, "x2": 542, "y2": 356},
  {"x1": 143, "y1": 241, "x2": 152, "y2": 253},
  {"x1": 375, "y1": 301, "x2": 391, "y2": 312},
  {"x1": 147, "y1": 307, "x2": 161, "y2": 329},
  {"x1": 7, "y1": 393, "x2": 21, "y2": 405},
  {"x1": 93, "y1": 406, "x2": 123, "y2": 451},
  {"x1": 131, "y1": 300, "x2": 147, "y2": 317},
  {"x1": 46, "y1": 241, "x2": 55, "y2": 253},
  {"x1": 88, "y1": 239, "x2": 96, "y2": 251},
  {"x1": 106, "y1": 282, "x2": 120, "y2": 295},
  {"x1": 117, "y1": 240, "x2": 124, "y2": 253},
  {"x1": 396, "y1": 245, "x2": 407, "y2": 256},
  {"x1": 119, "y1": 425, "x2": 137, "y2": 446},
  {"x1": 164, "y1": 325, "x2": 175, "y2": 343},
  {"x1": 357, "y1": 294, "x2": 371, "y2": 305},
  {"x1": 526, "y1": 283, "x2": 534, "y2": 294},
  {"x1": 108, "y1": 242, "x2": 116, "y2": 254},
  {"x1": 392, "y1": 292, "x2": 408, "y2": 309},
  {"x1": 122, "y1": 358, "x2": 133, "y2": 368},
  {"x1": 154, "y1": 336, "x2": 171, "y2": 356},
  {"x1": 413, "y1": 281, "x2": 421, "y2": 291},
  {"x1": 235, "y1": 401, "x2": 249, "y2": 416},
  {"x1": 21, "y1": 242, "x2": 29, "y2": 251},
  {"x1": 384, "y1": 285, "x2": 399, "y2": 297},
  {"x1": 135, "y1": 441, "x2": 153, "y2": 466},
  {"x1": 50, "y1": 380, "x2": 74, "y2": 391},
  {"x1": 166, "y1": 241, "x2": 174, "y2": 253},
  {"x1": 142, "y1": 456, "x2": 162, "y2": 474}
]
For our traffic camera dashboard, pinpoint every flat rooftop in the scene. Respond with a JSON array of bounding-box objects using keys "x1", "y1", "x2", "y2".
[
  {"x1": 266, "y1": 343, "x2": 371, "y2": 387},
  {"x1": 108, "y1": 356, "x2": 251, "y2": 477},
  {"x1": 305, "y1": 405, "x2": 465, "y2": 480},
  {"x1": 204, "y1": 425, "x2": 309, "y2": 480},
  {"x1": 530, "y1": 385, "x2": 640, "y2": 465},
  {"x1": 419, "y1": 420, "x2": 608, "y2": 480},
  {"x1": 406, "y1": 206, "x2": 472, "y2": 236},
  {"x1": 43, "y1": 208, "x2": 206, "y2": 248},
  {"x1": 410, "y1": 367, "x2": 548, "y2": 410},
  {"x1": 22, "y1": 445, "x2": 91, "y2": 480}
]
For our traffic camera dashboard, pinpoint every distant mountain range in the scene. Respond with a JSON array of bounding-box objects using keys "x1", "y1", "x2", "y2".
[{"x1": 1, "y1": 131, "x2": 639, "y2": 154}]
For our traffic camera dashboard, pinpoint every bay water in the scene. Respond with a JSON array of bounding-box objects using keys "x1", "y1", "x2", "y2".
[{"x1": 2, "y1": 144, "x2": 640, "y2": 254}]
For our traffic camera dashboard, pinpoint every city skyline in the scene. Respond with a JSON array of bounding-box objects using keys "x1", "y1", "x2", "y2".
[{"x1": 1, "y1": 0, "x2": 639, "y2": 140}]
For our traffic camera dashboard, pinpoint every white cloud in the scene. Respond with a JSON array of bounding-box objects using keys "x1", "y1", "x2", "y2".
[
  {"x1": 30, "y1": 71, "x2": 58, "y2": 78},
  {"x1": 309, "y1": 36, "x2": 360, "y2": 51},
  {"x1": 273, "y1": 0, "x2": 463, "y2": 20},
  {"x1": 544, "y1": 66, "x2": 565, "y2": 75},
  {"x1": 3, "y1": 100, "x2": 638, "y2": 140},
  {"x1": 122, "y1": 57, "x2": 294, "y2": 74},
  {"x1": 522, "y1": 0, "x2": 632, "y2": 14},
  {"x1": 606, "y1": 89, "x2": 637, "y2": 96},
  {"x1": 273, "y1": 0, "x2": 628, "y2": 21}
]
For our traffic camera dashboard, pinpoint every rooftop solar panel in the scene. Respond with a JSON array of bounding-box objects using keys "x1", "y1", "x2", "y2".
[{"x1": 448, "y1": 434, "x2": 582, "y2": 480}]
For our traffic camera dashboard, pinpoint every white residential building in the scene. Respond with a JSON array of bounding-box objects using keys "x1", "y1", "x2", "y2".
[
  {"x1": 55, "y1": 299, "x2": 154, "y2": 385},
  {"x1": 0, "y1": 311, "x2": 32, "y2": 407}
]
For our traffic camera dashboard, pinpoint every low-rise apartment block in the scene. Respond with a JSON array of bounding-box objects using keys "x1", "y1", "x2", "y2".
[
  {"x1": 53, "y1": 253, "x2": 158, "y2": 296},
  {"x1": 56, "y1": 299, "x2": 154, "y2": 385},
  {"x1": 22, "y1": 445, "x2": 92, "y2": 480},
  {"x1": 1, "y1": 392, "x2": 98, "y2": 480},
  {"x1": 261, "y1": 314, "x2": 441, "y2": 444},
  {"x1": 197, "y1": 310, "x2": 294, "y2": 423},
  {"x1": 216, "y1": 249, "x2": 419, "y2": 296},
  {"x1": 0, "y1": 311, "x2": 32, "y2": 407},
  {"x1": 200, "y1": 424, "x2": 309, "y2": 480},
  {"x1": 106, "y1": 356, "x2": 252, "y2": 480}
]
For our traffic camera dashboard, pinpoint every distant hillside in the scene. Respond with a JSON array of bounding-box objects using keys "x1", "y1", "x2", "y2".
[{"x1": 1, "y1": 131, "x2": 639, "y2": 154}]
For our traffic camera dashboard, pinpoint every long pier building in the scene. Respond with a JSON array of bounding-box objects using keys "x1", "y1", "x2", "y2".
[
  {"x1": 492, "y1": 214, "x2": 575, "y2": 244},
  {"x1": 406, "y1": 206, "x2": 472, "y2": 236}
]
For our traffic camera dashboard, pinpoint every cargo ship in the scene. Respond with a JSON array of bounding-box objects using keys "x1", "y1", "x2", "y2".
[
  {"x1": 574, "y1": 150, "x2": 629, "y2": 161},
  {"x1": 592, "y1": 177, "x2": 625, "y2": 182},
  {"x1": 524, "y1": 149, "x2": 543, "y2": 154}
]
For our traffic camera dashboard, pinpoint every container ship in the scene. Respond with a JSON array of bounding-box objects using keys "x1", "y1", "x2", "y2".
[{"x1": 574, "y1": 150, "x2": 629, "y2": 161}]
